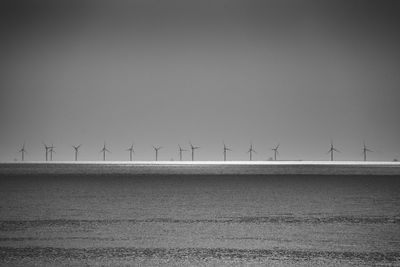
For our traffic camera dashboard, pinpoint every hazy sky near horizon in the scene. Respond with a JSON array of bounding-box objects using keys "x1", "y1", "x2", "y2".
[{"x1": 1, "y1": 0, "x2": 400, "y2": 161}]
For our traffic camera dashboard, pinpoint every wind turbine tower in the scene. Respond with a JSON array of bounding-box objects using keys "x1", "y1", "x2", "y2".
[
  {"x1": 327, "y1": 141, "x2": 340, "y2": 161},
  {"x1": 190, "y1": 142, "x2": 200, "y2": 161},
  {"x1": 49, "y1": 144, "x2": 55, "y2": 161},
  {"x1": 19, "y1": 143, "x2": 27, "y2": 161},
  {"x1": 223, "y1": 143, "x2": 231, "y2": 161},
  {"x1": 43, "y1": 143, "x2": 50, "y2": 161},
  {"x1": 247, "y1": 143, "x2": 256, "y2": 161},
  {"x1": 100, "y1": 142, "x2": 111, "y2": 161},
  {"x1": 272, "y1": 144, "x2": 280, "y2": 161},
  {"x1": 362, "y1": 141, "x2": 373, "y2": 161},
  {"x1": 127, "y1": 143, "x2": 135, "y2": 161},
  {"x1": 178, "y1": 145, "x2": 187, "y2": 161},
  {"x1": 153, "y1": 146, "x2": 162, "y2": 161},
  {"x1": 72, "y1": 145, "x2": 81, "y2": 161}
]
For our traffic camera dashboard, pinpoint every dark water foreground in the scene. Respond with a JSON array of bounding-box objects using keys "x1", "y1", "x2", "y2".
[
  {"x1": 0, "y1": 164, "x2": 399, "y2": 266},
  {"x1": 0, "y1": 247, "x2": 399, "y2": 266}
]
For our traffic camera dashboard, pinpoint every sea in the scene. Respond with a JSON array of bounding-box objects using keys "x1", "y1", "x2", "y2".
[{"x1": 0, "y1": 162, "x2": 399, "y2": 266}]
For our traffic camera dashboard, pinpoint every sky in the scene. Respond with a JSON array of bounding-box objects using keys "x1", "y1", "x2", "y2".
[{"x1": 0, "y1": 0, "x2": 400, "y2": 162}]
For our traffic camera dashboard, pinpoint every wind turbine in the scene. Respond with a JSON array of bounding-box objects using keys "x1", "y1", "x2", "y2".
[
  {"x1": 72, "y1": 144, "x2": 81, "y2": 161},
  {"x1": 327, "y1": 140, "x2": 340, "y2": 161},
  {"x1": 42, "y1": 143, "x2": 50, "y2": 161},
  {"x1": 189, "y1": 142, "x2": 200, "y2": 161},
  {"x1": 126, "y1": 143, "x2": 135, "y2": 161},
  {"x1": 223, "y1": 143, "x2": 232, "y2": 161},
  {"x1": 100, "y1": 142, "x2": 111, "y2": 161},
  {"x1": 19, "y1": 142, "x2": 27, "y2": 161},
  {"x1": 153, "y1": 146, "x2": 162, "y2": 161},
  {"x1": 362, "y1": 141, "x2": 373, "y2": 161},
  {"x1": 178, "y1": 145, "x2": 187, "y2": 161},
  {"x1": 49, "y1": 144, "x2": 55, "y2": 161},
  {"x1": 247, "y1": 143, "x2": 256, "y2": 161},
  {"x1": 271, "y1": 144, "x2": 280, "y2": 161}
]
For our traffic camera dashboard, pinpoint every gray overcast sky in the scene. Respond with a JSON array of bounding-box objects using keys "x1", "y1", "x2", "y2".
[{"x1": 1, "y1": 0, "x2": 399, "y2": 161}]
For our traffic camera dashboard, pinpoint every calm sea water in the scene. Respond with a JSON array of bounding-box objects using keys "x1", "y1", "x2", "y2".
[{"x1": 0, "y1": 164, "x2": 399, "y2": 266}]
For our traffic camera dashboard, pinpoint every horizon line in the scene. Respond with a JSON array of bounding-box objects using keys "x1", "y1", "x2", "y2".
[{"x1": 2, "y1": 160, "x2": 400, "y2": 165}]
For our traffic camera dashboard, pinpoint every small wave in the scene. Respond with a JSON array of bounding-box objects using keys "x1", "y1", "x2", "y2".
[
  {"x1": 1, "y1": 216, "x2": 399, "y2": 231},
  {"x1": 0, "y1": 247, "x2": 399, "y2": 264},
  {"x1": 0, "y1": 237, "x2": 122, "y2": 242},
  {"x1": 141, "y1": 216, "x2": 400, "y2": 224},
  {"x1": 228, "y1": 216, "x2": 400, "y2": 224}
]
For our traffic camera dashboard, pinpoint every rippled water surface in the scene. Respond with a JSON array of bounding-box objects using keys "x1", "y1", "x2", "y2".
[{"x1": 0, "y1": 165, "x2": 399, "y2": 266}]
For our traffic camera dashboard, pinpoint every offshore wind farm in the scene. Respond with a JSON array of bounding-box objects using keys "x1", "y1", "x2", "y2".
[
  {"x1": 5, "y1": 140, "x2": 400, "y2": 177},
  {"x1": 10, "y1": 140, "x2": 398, "y2": 163}
]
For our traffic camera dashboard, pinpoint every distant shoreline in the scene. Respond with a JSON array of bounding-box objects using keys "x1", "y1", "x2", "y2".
[
  {"x1": 1, "y1": 161, "x2": 399, "y2": 176},
  {"x1": 1, "y1": 160, "x2": 400, "y2": 165}
]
